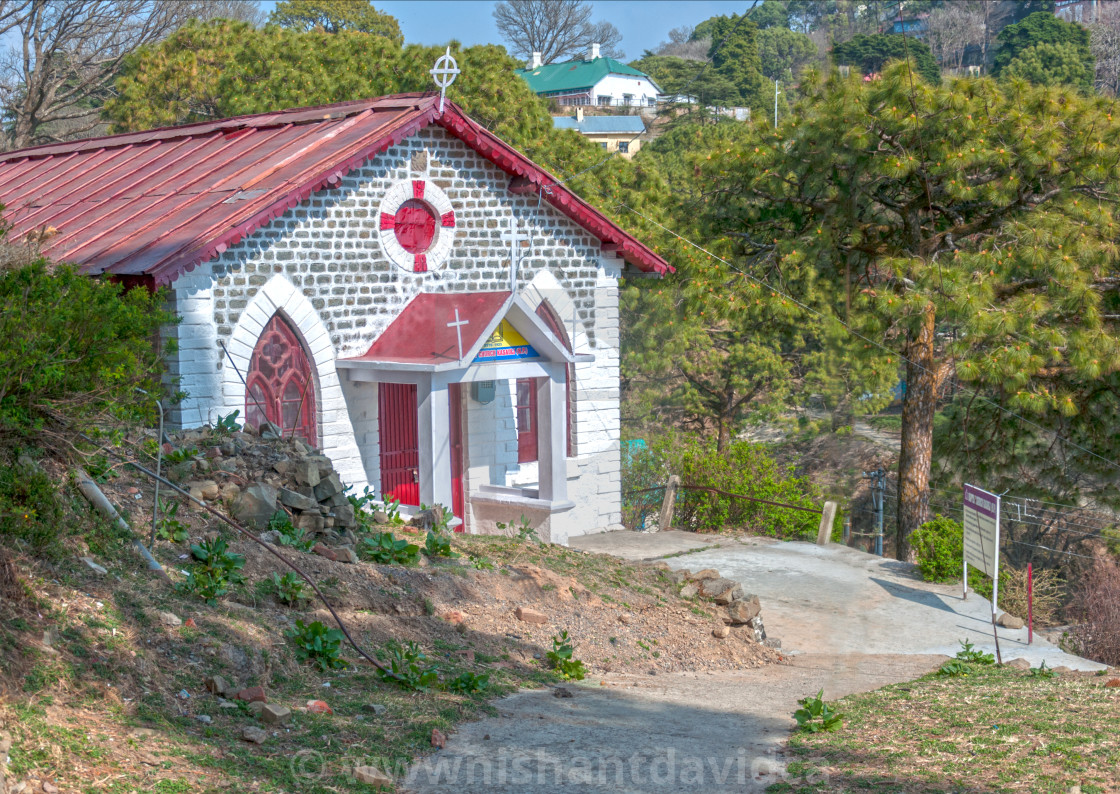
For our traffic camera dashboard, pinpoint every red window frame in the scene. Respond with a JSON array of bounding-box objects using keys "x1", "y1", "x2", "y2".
[
  {"x1": 246, "y1": 313, "x2": 317, "y2": 445},
  {"x1": 535, "y1": 301, "x2": 574, "y2": 457},
  {"x1": 516, "y1": 378, "x2": 538, "y2": 463}
]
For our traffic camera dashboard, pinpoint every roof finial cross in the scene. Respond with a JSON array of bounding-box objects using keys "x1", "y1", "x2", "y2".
[
  {"x1": 430, "y1": 47, "x2": 460, "y2": 114},
  {"x1": 499, "y1": 216, "x2": 531, "y2": 293},
  {"x1": 447, "y1": 307, "x2": 469, "y2": 362}
]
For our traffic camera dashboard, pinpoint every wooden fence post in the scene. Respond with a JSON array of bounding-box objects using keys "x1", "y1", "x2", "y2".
[
  {"x1": 656, "y1": 474, "x2": 680, "y2": 533},
  {"x1": 816, "y1": 501, "x2": 838, "y2": 546}
]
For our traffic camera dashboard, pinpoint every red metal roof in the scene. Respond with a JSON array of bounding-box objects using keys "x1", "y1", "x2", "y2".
[
  {"x1": 0, "y1": 94, "x2": 670, "y2": 284},
  {"x1": 353, "y1": 291, "x2": 512, "y2": 366}
]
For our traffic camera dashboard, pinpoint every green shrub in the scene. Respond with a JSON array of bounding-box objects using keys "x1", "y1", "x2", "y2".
[
  {"x1": 359, "y1": 531, "x2": 420, "y2": 565},
  {"x1": 0, "y1": 260, "x2": 173, "y2": 440},
  {"x1": 910, "y1": 515, "x2": 964, "y2": 582},
  {"x1": 154, "y1": 498, "x2": 189, "y2": 543},
  {"x1": 286, "y1": 619, "x2": 347, "y2": 670},
  {"x1": 375, "y1": 640, "x2": 439, "y2": 691},
  {"x1": 268, "y1": 510, "x2": 315, "y2": 552},
  {"x1": 446, "y1": 671, "x2": 490, "y2": 694},
  {"x1": 793, "y1": 689, "x2": 844, "y2": 732},
  {"x1": 622, "y1": 432, "x2": 820, "y2": 536},
  {"x1": 267, "y1": 571, "x2": 309, "y2": 606},
  {"x1": 178, "y1": 537, "x2": 245, "y2": 604},
  {"x1": 545, "y1": 630, "x2": 586, "y2": 680},
  {"x1": 424, "y1": 530, "x2": 458, "y2": 558},
  {"x1": 0, "y1": 458, "x2": 62, "y2": 550}
]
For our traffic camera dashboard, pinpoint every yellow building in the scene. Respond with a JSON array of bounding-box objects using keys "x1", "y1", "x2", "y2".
[{"x1": 552, "y1": 108, "x2": 646, "y2": 159}]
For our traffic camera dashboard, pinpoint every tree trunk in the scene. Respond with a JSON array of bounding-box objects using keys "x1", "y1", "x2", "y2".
[{"x1": 896, "y1": 302, "x2": 936, "y2": 561}]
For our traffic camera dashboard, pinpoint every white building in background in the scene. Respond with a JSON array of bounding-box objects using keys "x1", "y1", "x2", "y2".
[{"x1": 518, "y1": 43, "x2": 663, "y2": 107}]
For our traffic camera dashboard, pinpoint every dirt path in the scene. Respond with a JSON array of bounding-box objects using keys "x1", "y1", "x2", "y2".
[
  {"x1": 403, "y1": 532, "x2": 1102, "y2": 792},
  {"x1": 401, "y1": 653, "x2": 940, "y2": 793}
]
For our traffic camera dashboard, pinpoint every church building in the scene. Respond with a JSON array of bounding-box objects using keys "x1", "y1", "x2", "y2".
[{"x1": 0, "y1": 92, "x2": 670, "y2": 543}]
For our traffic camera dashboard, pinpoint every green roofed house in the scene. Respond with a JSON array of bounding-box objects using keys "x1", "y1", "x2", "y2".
[{"x1": 517, "y1": 43, "x2": 662, "y2": 108}]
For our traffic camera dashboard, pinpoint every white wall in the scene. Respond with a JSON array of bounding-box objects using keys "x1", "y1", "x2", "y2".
[{"x1": 592, "y1": 73, "x2": 661, "y2": 106}]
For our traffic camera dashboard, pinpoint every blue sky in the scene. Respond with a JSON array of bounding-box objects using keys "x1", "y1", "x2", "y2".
[{"x1": 262, "y1": 1, "x2": 758, "y2": 60}]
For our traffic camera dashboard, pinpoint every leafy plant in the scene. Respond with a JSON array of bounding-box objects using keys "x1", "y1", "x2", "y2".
[
  {"x1": 0, "y1": 261, "x2": 172, "y2": 440},
  {"x1": 154, "y1": 498, "x2": 189, "y2": 543},
  {"x1": 910, "y1": 515, "x2": 965, "y2": 583},
  {"x1": 955, "y1": 639, "x2": 995, "y2": 666},
  {"x1": 214, "y1": 409, "x2": 241, "y2": 434},
  {"x1": 0, "y1": 457, "x2": 63, "y2": 552},
  {"x1": 359, "y1": 531, "x2": 420, "y2": 565},
  {"x1": 545, "y1": 630, "x2": 586, "y2": 681},
  {"x1": 165, "y1": 446, "x2": 198, "y2": 465},
  {"x1": 937, "y1": 660, "x2": 971, "y2": 677},
  {"x1": 1029, "y1": 660, "x2": 1055, "y2": 679},
  {"x1": 794, "y1": 689, "x2": 844, "y2": 732},
  {"x1": 285, "y1": 619, "x2": 347, "y2": 670},
  {"x1": 424, "y1": 530, "x2": 459, "y2": 559},
  {"x1": 178, "y1": 537, "x2": 245, "y2": 604},
  {"x1": 375, "y1": 640, "x2": 439, "y2": 691},
  {"x1": 446, "y1": 671, "x2": 490, "y2": 694},
  {"x1": 466, "y1": 552, "x2": 494, "y2": 570},
  {"x1": 346, "y1": 486, "x2": 405, "y2": 528},
  {"x1": 621, "y1": 432, "x2": 820, "y2": 536},
  {"x1": 268, "y1": 571, "x2": 309, "y2": 606},
  {"x1": 267, "y1": 509, "x2": 315, "y2": 552}
]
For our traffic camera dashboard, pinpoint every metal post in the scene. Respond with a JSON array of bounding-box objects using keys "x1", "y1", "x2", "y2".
[
  {"x1": 774, "y1": 80, "x2": 780, "y2": 128},
  {"x1": 874, "y1": 472, "x2": 884, "y2": 557},
  {"x1": 860, "y1": 468, "x2": 885, "y2": 556},
  {"x1": 1027, "y1": 562, "x2": 1034, "y2": 645},
  {"x1": 843, "y1": 515, "x2": 850, "y2": 545}
]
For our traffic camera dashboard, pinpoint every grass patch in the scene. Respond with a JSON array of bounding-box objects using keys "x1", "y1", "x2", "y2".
[{"x1": 772, "y1": 664, "x2": 1120, "y2": 793}]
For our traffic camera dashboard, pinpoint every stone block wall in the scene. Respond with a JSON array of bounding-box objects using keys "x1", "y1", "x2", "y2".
[{"x1": 165, "y1": 125, "x2": 626, "y2": 541}]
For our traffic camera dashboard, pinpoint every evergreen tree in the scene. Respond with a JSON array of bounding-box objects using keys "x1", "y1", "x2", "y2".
[
  {"x1": 831, "y1": 34, "x2": 940, "y2": 83},
  {"x1": 1002, "y1": 40, "x2": 1093, "y2": 91},
  {"x1": 756, "y1": 26, "x2": 819, "y2": 81},
  {"x1": 992, "y1": 11, "x2": 1091, "y2": 80},
  {"x1": 269, "y1": 0, "x2": 402, "y2": 43},
  {"x1": 699, "y1": 65, "x2": 1120, "y2": 559}
]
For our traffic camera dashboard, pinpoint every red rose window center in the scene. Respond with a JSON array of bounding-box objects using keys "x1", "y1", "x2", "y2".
[{"x1": 393, "y1": 199, "x2": 437, "y2": 254}]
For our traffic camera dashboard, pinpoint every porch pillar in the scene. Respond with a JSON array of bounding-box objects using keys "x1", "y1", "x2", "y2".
[
  {"x1": 536, "y1": 364, "x2": 568, "y2": 503},
  {"x1": 418, "y1": 375, "x2": 454, "y2": 509}
]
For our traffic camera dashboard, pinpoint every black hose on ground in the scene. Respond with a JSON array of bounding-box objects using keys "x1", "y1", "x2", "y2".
[{"x1": 82, "y1": 439, "x2": 408, "y2": 684}]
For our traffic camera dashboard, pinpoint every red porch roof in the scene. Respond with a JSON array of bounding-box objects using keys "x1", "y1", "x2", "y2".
[
  {"x1": 355, "y1": 291, "x2": 512, "y2": 367},
  {"x1": 0, "y1": 94, "x2": 670, "y2": 284}
]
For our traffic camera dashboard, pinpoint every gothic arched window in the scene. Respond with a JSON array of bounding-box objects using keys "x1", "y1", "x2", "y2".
[{"x1": 246, "y1": 314, "x2": 317, "y2": 445}]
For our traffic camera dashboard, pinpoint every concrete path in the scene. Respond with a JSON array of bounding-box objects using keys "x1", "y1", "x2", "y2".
[{"x1": 403, "y1": 532, "x2": 1102, "y2": 792}]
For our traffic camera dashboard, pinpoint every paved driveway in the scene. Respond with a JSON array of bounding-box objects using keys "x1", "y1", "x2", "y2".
[{"x1": 402, "y1": 532, "x2": 1101, "y2": 793}]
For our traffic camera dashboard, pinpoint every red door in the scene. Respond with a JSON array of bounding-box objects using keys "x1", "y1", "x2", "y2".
[
  {"x1": 378, "y1": 383, "x2": 420, "y2": 506},
  {"x1": 449, "y1": 383, "x2": 465, "y2": 526},
  {"x1": 516, "y1": 378, "x2": 539, "y2": 463}
]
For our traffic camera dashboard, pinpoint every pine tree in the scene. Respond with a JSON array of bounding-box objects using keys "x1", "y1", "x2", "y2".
[{"x1": 700, "y1": 65, "x2": 1120, "y2": 560}]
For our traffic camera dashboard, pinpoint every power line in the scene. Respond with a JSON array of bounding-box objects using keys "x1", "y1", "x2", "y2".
[{"x1": 1010, "y1": 540, "x2": 1098, "y2": 561}]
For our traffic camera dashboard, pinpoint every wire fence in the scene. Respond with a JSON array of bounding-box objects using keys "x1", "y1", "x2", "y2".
[{"x1": 848, "y1": 475, "x2": 1118, "y2": 566}]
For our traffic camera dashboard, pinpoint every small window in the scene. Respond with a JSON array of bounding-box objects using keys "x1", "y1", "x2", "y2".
[
  {"x1": 618, "y1": 142, "x2": 629, "y2": 154},
  {"x1": 600, "y1": 141, "x2": 608, "y2": 149},
  {"x1": 598, "y1": 95, "x2": 611, "y2": 106},
  {"x1": 516, "y1": 378, "x2": 539, "y2": 463}
]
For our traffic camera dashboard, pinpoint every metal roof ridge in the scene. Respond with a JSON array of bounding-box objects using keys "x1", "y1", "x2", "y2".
[{"x1": 0, "y1": 94, "x2": 441, "y2": 162}]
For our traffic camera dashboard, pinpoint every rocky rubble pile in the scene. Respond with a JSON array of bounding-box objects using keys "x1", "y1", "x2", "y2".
[
  {"x1": 668, "y1": 568, "x2": 774, "y2": 646},
  {"x1": 164, "y1": 422, "x2": 360, "y2": 546}
]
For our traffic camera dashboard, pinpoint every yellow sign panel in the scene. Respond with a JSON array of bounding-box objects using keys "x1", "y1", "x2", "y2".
[{"x1": 474, "y1": 320, "x2": 538, "y2": 362}]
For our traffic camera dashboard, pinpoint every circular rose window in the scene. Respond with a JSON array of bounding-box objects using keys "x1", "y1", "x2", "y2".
[
  {"x1": 379, "y1": 179, "x2": 456, "y2": 273},
  {"x1": 393, "y1": 199, "x2": 436, "y2": 253}
]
